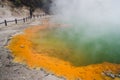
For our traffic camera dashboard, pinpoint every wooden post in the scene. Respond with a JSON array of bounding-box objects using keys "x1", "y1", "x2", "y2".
[
  {"x1": 28, "y1": 16, "x2": 30, "y2": 20},
  {"x1": 4, "y1": 20, "x2": 7, "y2": 26},
  {"x1": 29, "y1": 8, "x2": 33, "y2": 19},
  {"x1": 23, "y1": 18, "x2": 25, "y2": 23},
  {"x1": 33, "y1": 15, "x2": 35, "y2": 19},
  {"x1": 15, "y1": 19, "x2": 17, "y2": 24},
  {"x1": 37, "y1": 15, "x2": 39, "y2": 18},
  {"x1": 26, "y1": 17, "x2": 27, "y2": 22}
]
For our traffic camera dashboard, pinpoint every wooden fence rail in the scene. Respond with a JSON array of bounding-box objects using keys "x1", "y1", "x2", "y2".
[{"x1": 0, "y1": 14, "x2": 45, "y2": 26}]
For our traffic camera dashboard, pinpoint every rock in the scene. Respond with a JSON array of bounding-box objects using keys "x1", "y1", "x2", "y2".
[
  {"x1": 42, "y1": 74, "x2": 64, "y2": 80},
  {"x1": 109, "y1": 74, "x2": 115, "y2": 79},
  {"x1": 13, "y1": 67, "x2": 19, "y2": 71},
  {"x1": 7, "y1": 54, "x2": 13, "y2": 60},
  {"x1": 115, "y1": 73, "x2": 120, "y2": 78},
  {"x1": 20, "y1": 45, "x2": 25, "y2": 48},
  {"x1": 5, "y1": 64, "x2": 11, "y2": 67},
  {"x1": 102, "y1": 71, "x2": 120, "y2": 79}
]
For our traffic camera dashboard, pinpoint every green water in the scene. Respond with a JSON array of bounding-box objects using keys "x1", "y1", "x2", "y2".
[{"x1": 31, "y1": 27, "x2": 120, "y2": 66}]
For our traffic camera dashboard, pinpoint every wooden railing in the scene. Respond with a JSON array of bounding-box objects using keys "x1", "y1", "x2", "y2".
[{"x1": 0, "y1": 14, "x2": 45, "y2": 26}]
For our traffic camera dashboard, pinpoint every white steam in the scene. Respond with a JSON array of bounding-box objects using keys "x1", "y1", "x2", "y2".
[
  {"x1": 50, "y1": 0, "x2": 120, "y2": 65},
  {"x1": 51, "y1": 0, "x2": 120, "y2": 38}
]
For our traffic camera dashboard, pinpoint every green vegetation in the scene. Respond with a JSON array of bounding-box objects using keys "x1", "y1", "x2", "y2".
[
  {"x1": 13, "y1": 0, "x2": 22, "y2": 7},
  {"x1": 10, "y1": 0, "x2": 52, "y2": 13}
]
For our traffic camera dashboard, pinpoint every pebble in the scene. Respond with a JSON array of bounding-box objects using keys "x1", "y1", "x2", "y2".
[
  {"x1": 103, "y1": 71, "x2": 120, "y2": 79},
  {"x1": 20, "y1": 45, "x2": 25, "y2": 48}
]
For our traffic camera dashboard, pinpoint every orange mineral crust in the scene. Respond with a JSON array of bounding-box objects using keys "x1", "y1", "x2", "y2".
[{"x1": 8, "y1": 24, "x2": 120, "y2": 80}]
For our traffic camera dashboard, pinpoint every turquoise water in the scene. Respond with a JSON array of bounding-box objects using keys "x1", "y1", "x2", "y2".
[{"x1": 32, "y1": 26, "x2": 120, "y2": 66}]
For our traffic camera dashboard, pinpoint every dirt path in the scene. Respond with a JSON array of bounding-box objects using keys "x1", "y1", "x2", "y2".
[{"x1": 0, "y1": 18, "x2": 64, "y2": 80}]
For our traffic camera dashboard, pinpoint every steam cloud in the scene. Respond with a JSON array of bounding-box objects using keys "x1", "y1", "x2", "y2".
[{"x1": 50, "y1": 0, "x2": 120, "y2": 66}]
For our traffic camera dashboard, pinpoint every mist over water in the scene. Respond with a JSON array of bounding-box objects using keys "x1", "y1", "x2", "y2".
[{"x1": 33, "y1": 0, "x2": 120, "y2": 66}]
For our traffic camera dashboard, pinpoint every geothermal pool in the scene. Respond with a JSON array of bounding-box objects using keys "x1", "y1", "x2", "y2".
[
  {"x1": 31, "y1": 26, "x2": 120, "y2": 66},
  {"x1": 8, "y1": 23, "x2": 120, "y2": 80},
  {"x1": 8, "y1": 0, "x2": 120, "y2": 79}
]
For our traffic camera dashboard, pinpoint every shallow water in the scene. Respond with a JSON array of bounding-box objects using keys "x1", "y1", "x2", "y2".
[{"x1": 31, "y1": 26, "x2": 120, "y2": 66}]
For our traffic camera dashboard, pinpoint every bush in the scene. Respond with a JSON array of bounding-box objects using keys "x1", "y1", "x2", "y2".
[{"x1": 12, "y1": 0, "x2": 22, "y2": 7}]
